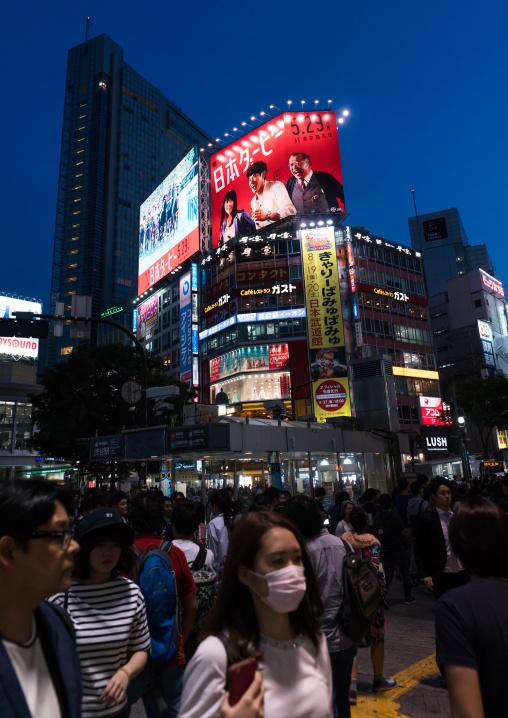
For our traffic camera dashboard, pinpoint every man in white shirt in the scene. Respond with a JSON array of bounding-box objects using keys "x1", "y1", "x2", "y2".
[
  {"x1": 172, "y1": 499, "x2": 214, "y2": 568},
  {"x1": 0, "y1": 478, "x2": 81, "y2": 718},
  {"x1": 247, "y1": 160, "x2": 296, "y2": 229}
]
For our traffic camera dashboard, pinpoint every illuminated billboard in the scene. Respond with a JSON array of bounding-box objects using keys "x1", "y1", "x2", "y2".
[
  {"x1": 210, "y1": 371, "x2": 290, "y2": 404},
  {"x1": 0, "y1": 296, "x2": 42, "y2": 359},
  {"x1": 138, "y1": 146, "x2": 199, "y2": 294},
  {"x1": 180, "y1": 272, "x2": 192, "y2": 384},
  {"x1": 210, "y1": 111, "x2": 344, "y2": 247},
  {"x1": 136, "y1": 294, "x2": 159, "y2": 338},
  {"x1": 418, "y1": 396, "x2": 452, "y2": 426},
  {"x1": 300, "y1": 226, "x2": 350, "y2": 421},
  {"x1": 209, "y1": 344, "x2": 289, "y2": 383}
]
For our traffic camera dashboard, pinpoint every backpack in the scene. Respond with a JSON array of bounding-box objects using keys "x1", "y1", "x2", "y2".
[
  {"x1": 409, "y1": 498, "x2": 426, "y2": 535},
  {"x1": 132, "y1": 539, "x2": 182, "y2": 663},
  {"x1": 373, "y1": 511, "x2": 395, "y2": 554},
  {"x1": 184, "y1": 545, "x2": 217, "y2": 663},
  {"x1": 338, "y1": 539, "x2": 382, "y2": 642}
]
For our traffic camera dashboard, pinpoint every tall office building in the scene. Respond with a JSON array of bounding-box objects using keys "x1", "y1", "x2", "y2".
[
  {"x1": 45, "y1": 34, "x2": 211, "y2": 367},
  {"x1": 408, "y1": 207, "x2": 495, "y2": 297}
]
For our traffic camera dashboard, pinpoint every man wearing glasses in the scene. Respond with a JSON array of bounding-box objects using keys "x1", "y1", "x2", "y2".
[{"x1": 0, "y1": 478, "x2": 82, "y2": 718}]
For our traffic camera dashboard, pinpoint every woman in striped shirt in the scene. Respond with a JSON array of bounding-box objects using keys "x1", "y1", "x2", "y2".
[{"x1": 50, "y1": 508, "x2": 151, "y2": 718}]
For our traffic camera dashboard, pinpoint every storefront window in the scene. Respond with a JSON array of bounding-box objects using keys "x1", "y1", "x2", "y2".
[{"x1": 0, "y1": 402, "x2": 15, "y2": 451}]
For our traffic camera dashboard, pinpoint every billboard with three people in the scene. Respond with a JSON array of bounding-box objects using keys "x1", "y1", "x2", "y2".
[{"x1": 210, "y1": 111, "x2": 344, "y2": 248}]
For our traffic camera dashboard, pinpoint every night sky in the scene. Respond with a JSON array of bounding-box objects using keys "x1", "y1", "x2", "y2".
[{"x1": 3, "y1": 0, "x2": 508, "y2": 308}]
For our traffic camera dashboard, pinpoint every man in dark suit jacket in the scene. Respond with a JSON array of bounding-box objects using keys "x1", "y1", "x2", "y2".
[
  {"x1": 285, "y1": 152, "x2": 345, "y2": 213},
  {"x1": 0, "y1": 479, "x2": 82, "y2": 718},
  {"x1": 414, "y1": 477, "x2": 468, "y2": 600}
]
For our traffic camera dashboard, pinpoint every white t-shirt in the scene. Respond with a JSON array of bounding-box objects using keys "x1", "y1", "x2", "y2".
[
  {"x1": 178, "y1": 632, "x2": 333, "y2": 718},
  {"x1": 207, "y1": 514, "x2": 229, "y2": 574},
  {"x1": 2, "y1": 619, "x2": 61, "y2": 718},
  {"x1": 50, "y1": 576, "x2": 150, "y2": 718},
  {"x1": 250, "y1": 181, "x2": 296, "y2": 228},
  {"x1": 172, "y1": 538, "x2": 214, "y2": 568}
]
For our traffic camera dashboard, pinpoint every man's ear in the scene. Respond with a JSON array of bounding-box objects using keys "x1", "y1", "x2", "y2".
[{"x1": 0, "y1": 535, "x2": 18, "y2": 569}]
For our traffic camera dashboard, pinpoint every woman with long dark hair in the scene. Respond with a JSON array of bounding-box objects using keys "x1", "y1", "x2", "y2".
[
  {"x1": 178, "y1": 510, "x2": 332, "y2": 718},
  {"x1": 219, "y1": 190, "x2": 255, "y2": 243},
  {"x1": 50, "y1": 508, "x2": 150, "y2": 718}
]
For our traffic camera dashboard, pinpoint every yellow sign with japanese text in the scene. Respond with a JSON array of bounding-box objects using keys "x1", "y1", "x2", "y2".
[
  {"x1": 300, "y1": 227, "x2": 351, "y2": 421},
  {"x1": 497, "y1": 429, "x2": 508, "y2": 450}
]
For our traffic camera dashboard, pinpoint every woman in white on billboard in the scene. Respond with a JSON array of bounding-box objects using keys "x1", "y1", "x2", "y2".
[{"x1": 219, "y1": 189, "x2": 255, "y2": 244}]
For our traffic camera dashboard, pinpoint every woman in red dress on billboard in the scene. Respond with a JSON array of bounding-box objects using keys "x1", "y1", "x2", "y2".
[{"x1": 219, "y1": 190, "x2": 255, "y2": 244}]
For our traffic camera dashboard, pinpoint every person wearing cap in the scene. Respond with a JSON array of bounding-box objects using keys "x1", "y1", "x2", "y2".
[
  {"x1": 0, "y1": 478, "x2": 81, "y2": 718},
  {"x1": 50, "y1": 507, "x2": 151, "y2": 718}
]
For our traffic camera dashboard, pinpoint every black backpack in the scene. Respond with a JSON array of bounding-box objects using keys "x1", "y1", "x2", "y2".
[
  {"x1": 338, "y1": 539, "x2": 382, "y2": 642},
  {"x1": 373, "y1": 511, "x2": 395, "y2": 554}
]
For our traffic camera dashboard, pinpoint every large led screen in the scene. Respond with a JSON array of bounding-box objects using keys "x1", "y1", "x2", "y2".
[
  {"x1": 210, "y1": 111, "x2": 344, "y2": 248},
  {"x1": 0, "y1": 296, "x2": 42, "y2": 359},
  {"x1": 138, "y1": 147, "x2": 199, "y2": 294}
]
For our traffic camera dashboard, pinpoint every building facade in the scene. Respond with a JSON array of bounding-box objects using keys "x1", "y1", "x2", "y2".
[
  {"x1": 408, "y1": 207, "x2": 495, "y2": 298},
  {"x1": 45, "y1": 34, "x2": 211, "y2": 368}
]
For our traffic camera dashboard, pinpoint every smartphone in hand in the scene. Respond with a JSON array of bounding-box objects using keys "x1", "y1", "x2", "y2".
[{"x1": 228, "y1": 658, "x2": 257, "y2": 706}]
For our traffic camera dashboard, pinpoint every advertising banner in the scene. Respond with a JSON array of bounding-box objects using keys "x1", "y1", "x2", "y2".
[
  {"x1": 210, "y1": 111, "x2": 344, "y2": 247},
  {"x1": 138, "y1": 147, "x2": 200, "y2": 294},
  {"x1": 209, "y1": 371, "x2": 290, "y2": 404},
  {"x1": 0, "y1": 296, "x2": 42, "y2": 359},
  {"x1": 478, "y1": 320, "x2": 496, "y2": 370},
  {"x1": 423, "y1": 217, "x2": 448, "y2": 242},
  {"x1": 314, "y1": 378, "x2": 351, "y2": 422},
  {"x1": 209, "y1": 344, "x2": 289, "y2": 382},
  {"x1": 300, "y1": 226, "x2": 350, "y2": 421},
  {"x1": 497, "y1": 429, "x2": 508, "y2": 450},
  {"x1": 180, "y1": 272, "x2": 192, "y2": 383},
  {"x1": 137, "y1": 295, "x2": 158, "y2": 338},
  {"x1": 418, "y1": 396, "x2": 452, "y2": 426}
]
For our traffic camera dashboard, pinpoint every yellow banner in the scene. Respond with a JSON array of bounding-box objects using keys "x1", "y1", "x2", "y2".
[
  {"x1": 497, "y1": 429, "x2": 508, "y2": 450},
  {"x1": 300, "y1": 227, "x2": 350, "y2": 421}
]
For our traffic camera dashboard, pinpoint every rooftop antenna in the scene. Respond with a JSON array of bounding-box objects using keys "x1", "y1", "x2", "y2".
[
  {"x1": 85, "y1": 16, "x2": 91, "y2": 42},
  {"x1": 411, "y1": 187, "x2": 423, "y2": 248}
]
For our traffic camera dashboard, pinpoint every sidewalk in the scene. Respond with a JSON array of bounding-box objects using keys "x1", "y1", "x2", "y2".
[{"x1": 355, "y1": 576, "x2": 450, "y2": 717}]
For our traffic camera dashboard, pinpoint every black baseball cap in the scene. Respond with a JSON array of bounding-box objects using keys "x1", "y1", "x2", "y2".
[{"x1": 76, "y1": 507, "x2": 135, "y2": 544}]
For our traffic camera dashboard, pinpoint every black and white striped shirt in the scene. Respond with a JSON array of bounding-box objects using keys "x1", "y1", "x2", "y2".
[{"x1": 50, "y1": 576, "x2": 150, "y2": 718}]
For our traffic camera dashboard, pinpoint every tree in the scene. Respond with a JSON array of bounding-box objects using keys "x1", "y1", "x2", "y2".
[
  {"x1": 30, "y1": 344, "x2": 195, "y2": 478},
  {"x1": 455, "y1": 376, "x2": 508, "y2": 459}
]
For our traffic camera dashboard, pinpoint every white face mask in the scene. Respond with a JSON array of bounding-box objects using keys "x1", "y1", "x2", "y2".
[{"x1": 248, "y1": 565, "x2": 307, "y2": 613}]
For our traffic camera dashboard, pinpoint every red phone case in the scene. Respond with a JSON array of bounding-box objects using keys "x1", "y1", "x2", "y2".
[{"x1": 228, "y1": 658, "x2": 257, "y2": 706}]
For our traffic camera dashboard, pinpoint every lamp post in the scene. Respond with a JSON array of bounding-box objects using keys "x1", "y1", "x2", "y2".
[{"x1": 290, "y1": 379, "x2": 318, "y2": 420}]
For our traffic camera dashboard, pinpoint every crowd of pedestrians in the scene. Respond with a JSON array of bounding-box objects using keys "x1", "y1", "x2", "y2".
[{"x1": 0, "y1": 471, "x2": 507, "y2": 718}]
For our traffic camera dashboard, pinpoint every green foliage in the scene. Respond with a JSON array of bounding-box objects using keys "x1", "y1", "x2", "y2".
[
  {"x1": 455, "y1": 376, "x2": 508, "y2": 458},
  {"x1": 30, "y1": 344, "x2": 195, "y2": 473}
]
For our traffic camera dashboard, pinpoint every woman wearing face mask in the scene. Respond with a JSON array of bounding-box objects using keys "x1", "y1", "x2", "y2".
[{"x1": 178, "y1": 511, "x2": 332, "y2": 718}]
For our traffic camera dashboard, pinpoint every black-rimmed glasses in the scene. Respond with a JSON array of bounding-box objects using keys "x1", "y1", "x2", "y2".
[{"x1": 28, "y1": 527, "x2": 75, "y2": 550}]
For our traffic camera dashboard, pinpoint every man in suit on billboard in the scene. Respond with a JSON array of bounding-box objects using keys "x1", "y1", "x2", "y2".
[
  {"x1": 414, "y1": 477, "x2": 468, "y2": 600},
  {"x1": 285, "y1": 152, "x2": 345, "y2": 214}
]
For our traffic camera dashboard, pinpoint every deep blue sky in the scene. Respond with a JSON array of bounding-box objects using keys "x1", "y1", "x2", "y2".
[{"x1": 2, "y1": 0, "x2": 508, "y2": 308}]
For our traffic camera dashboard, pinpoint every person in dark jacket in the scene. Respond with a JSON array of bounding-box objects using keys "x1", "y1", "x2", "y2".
[
  {"x1": 414, "y1": 477, "x2": 469, "y2": 600},
  {"x1": 0, "y1": 478, "x2": 82, "y2": 718},
  {"x1": 285, "y1": 152, "x2": 345, "y2": 213}
]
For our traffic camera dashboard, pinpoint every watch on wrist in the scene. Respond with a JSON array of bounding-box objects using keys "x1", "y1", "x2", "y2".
[{"x1": 267, "y1": 211, "x2": 272, "y2": 221}]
